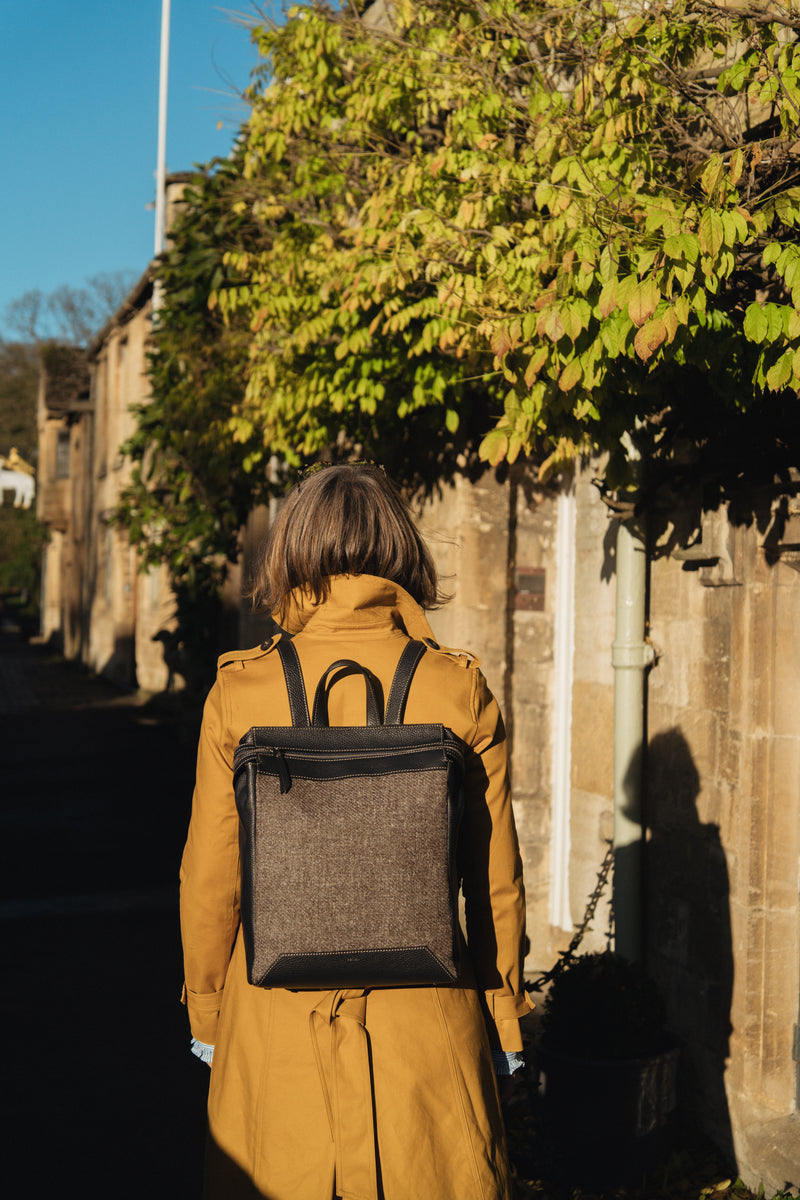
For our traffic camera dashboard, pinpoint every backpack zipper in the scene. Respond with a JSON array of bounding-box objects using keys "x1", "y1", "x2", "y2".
[
  {"x1": 269, "y1": 746, "x2": 292, "y2": 794},
  {"x1": 235, "y1": 741, "x2": 459, "y2": 767}
]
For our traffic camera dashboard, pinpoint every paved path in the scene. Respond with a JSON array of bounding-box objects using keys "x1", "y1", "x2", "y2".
[{"x1": 1, "y1": 631, "x2": 209, "y2": 1198}]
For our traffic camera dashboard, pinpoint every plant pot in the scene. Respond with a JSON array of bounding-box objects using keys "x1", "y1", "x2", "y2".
[{"x1": 533, "y1": 1039, "x2": 680, "y2": 1187}]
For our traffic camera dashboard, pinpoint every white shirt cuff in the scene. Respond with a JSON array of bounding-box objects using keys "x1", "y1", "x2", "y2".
[
  {"x1": 190, "y1": 1037, "x2": 214, "y2": 1066},
  {"x1": 492, "y1": 1049, "x2": 525, "y2": 1076}
]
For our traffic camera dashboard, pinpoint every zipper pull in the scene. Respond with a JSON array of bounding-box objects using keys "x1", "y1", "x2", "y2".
[{"x1": 271, "y1": 747, "x2": 291, "y2": 794}]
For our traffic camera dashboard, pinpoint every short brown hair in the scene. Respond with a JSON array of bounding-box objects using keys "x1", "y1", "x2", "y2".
[{"x1": 249, "y1": 464, "x2": 445, "y2": 614}]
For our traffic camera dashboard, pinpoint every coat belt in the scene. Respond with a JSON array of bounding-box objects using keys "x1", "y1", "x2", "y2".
[{"x1": 309, "y1": 989, "x2": 378, "y2": 1200}]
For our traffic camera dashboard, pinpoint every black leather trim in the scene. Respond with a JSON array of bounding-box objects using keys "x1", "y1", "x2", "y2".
[
  {"x1": 253, "y1": 745, "x2": 450, "y2": 783},
  {"x1": 234, "y1": 762, "x2": 258, "y2": 971},
  {"x1": 276, "y1": 638, "x2": 311, "y2": 726},
  {"x1": 235, "y1": 721, "x2": 455, "y2": 761},
  {"x1": 256, "y1": 946, "x2": 458, "y2": 988},
  {"x1": 384, "y1": 640, "x2": 426, "y2": 725}
]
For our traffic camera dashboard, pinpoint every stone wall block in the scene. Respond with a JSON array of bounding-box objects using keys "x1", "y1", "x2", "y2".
[
  {"x1": 570, "y1": 680, "x2": 614, "y2": 796},
  {"x1": 511, "y1": 734, "x2": 549, "y2": 809},
  {"x1": 764, "y1": 736, "x2": 800, "y2": 911},
  {"x1": 649, "y1": 618, "x2": 698, "y2": 710},
  {"x1": 572, "y1": 477, "x2": 615, "y2": 687},
  {"x1": 749, "y1": 589, "x2": 776, "y2": 731},
  {"x1": 772, "y1": 575, "x2": 800, "y2": 738},
  {"x1": 679, "y1": 710, "x2": 720, "y2": 816},
  {"x1": 744, "y1": 737, "x2": 770, "y2": 907},
  {"x1": 715, "y1": 724, "x2": 743, "y2": 790},
  {"x1": 736, "y1": 907, "x2": 770, "y2": 1097},
  {"x1": 760, "y1": 908, "x2": 800, "y2": 1110},
  {"x1": 726, "y1": 895, "x2": 749, "y2": 1050},
  {"x1": 650, "y1": 554, "x2": 686, "y2": 618},
  {"x1": 572, "y1": 572, "x2": 615, "y2": 684},
  {"x1": 732, "y1": 895, "x2": 799, "y2": 1110},
  {"x1": 135, "y1": 563, "x2": 175, "y2": 692},
  {"x1": 568, "y1": 786, "x2": 615, "y2": 955},
  {"x1": 513, "y1": 612, "x2": 555, "y2": 668},
  {"x1": 728, "y1": 590, "x2": 751, "y2": 735},
  {"x1": 688, "y1": 615, "x2": 731, "y2": 712},
  {"x1": 647, "y1": 698, "x2": 677, "y2": 738}
]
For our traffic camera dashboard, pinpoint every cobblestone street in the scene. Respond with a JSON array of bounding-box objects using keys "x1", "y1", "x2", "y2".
[{"x1": 1, "y1": 629, "x2": 209, "y2": 1197}]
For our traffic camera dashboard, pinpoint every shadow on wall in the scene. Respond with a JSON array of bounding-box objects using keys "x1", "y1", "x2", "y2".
[
  {"x1": 152, "y1": 628, "x2": 184, "y2": 692},
  {"x1": 150, "y1": 614, "x2": 285, "y2": 699},
  {"x1": 100, "y1": 634, "x2": 137, "y2": 690},
  {"x1": 631, "y1": 728, "x2": 736, "y2": 1167}
]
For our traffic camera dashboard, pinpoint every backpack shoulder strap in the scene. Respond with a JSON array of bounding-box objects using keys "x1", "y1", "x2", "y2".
[
  {"x1": 276, "y1": 637, "x2": 311, "y2": 727},
  {"x1": 384, "y1": 640, "x2": 427, "y2": 725}
]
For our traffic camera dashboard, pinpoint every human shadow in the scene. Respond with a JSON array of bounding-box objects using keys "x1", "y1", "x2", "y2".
[
  {"x1": 204, "y1": 1132, "x2": 276, "y2": 1198},
  {"x1": 634, "y1": 728, "x2": 736, "y2": 1168}
]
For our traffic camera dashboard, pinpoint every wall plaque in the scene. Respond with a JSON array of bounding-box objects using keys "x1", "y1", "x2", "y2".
[{"x1": 516, "y1": 567, "x2": 545, "y2": 611}]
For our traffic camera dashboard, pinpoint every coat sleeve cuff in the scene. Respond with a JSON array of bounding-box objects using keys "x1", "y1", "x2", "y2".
[
  {"x1": 181, "y1": 982, "x2": 223, "y2": 1046},
  {"x1": 483, "y1": 990, "x2": 535, "y2": 1053},
  {"x1": 483, "y1": 990, "x2": 536, "y2": 1021}
]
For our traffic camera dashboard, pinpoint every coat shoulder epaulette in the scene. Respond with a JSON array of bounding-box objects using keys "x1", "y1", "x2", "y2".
[
  {"x1": 422, "y1": 636, "x2": 481, "y2": 669},
  {"x1": 217, "y1": 635, "x2": 282, "y2": 672}
]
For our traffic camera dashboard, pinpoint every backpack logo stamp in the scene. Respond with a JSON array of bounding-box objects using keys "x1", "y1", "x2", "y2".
[{"x1": 233, "y1": 639, "x2": 465, "y2": 989}]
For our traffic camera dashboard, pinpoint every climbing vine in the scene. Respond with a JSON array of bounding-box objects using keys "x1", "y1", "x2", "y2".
[{"x1": 115, "y1": 157, "x2": 281, "y2": 676}]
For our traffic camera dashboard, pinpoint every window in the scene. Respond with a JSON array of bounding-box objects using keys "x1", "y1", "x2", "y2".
[{"x1": 55, "y1": 429, "x2": 70, "y2": 479}]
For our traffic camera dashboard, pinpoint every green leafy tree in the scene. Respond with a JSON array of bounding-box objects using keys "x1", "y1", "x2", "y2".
[
  {"x1": 216, "y1": 0, "x2": 800, "y2": 494},
  {"x1": 0, "y1": 340, "x2": 46, "y2": 610},
  {"x1": 118, "y1": 0, "x2": 800, "y2": 666},
  {"x1": 0, "y1": 341, "x2": 39, "y2": 456}
]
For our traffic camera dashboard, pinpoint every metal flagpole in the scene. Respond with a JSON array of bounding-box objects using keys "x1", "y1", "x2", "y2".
[{"x1": 153, "y1": 0, "x2": 171, "y2": 310}]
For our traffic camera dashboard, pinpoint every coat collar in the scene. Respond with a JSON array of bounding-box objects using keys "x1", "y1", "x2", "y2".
[{"x1": 275, "y1": 574, "x2": 438, "y2": 642}]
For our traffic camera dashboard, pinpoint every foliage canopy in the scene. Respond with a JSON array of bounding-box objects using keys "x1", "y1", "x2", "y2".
[
  {"x1": 215, "y1": 0, "x2": 800, "y2": 491},
  {"x1": 119, "y1": 0, "x2": 800, "y2": 630}
]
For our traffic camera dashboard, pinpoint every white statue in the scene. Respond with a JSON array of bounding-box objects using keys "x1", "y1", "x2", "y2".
[{"x1": 0, "y1": 448, "x2": 36, "y2": 509}]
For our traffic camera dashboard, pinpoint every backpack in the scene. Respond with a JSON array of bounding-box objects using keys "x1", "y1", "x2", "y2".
[{"x1": 232, "y1": 638, "x2": 465, "y2": 989}]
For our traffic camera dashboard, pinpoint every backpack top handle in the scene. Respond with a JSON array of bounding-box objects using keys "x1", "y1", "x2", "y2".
[
  {"x1": 276, "y1": 638, "x2": 427, "y2": 729},
  {"x1": 311, "y1": 661, "x2": 382, "y2": 727}
]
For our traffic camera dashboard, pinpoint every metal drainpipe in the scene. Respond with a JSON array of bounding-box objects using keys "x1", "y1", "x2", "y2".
[{"x1": 611, "y1": 517, "x2": 654, "y2": 963}]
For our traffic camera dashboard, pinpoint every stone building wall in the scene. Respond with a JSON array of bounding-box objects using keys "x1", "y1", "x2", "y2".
[
  {"x1": 415, "y1": 472, "x2": 511, "y2": 702},
  {"x1": 36, "y1": 349, "x2": 92, "y2": 657},
  {"x1": 37, "y1": 271, "x2": 178, "y2": 693},
  {"x1": 646, "y1": 504, "x2": 800, "y2": 1187},
  {"x1": 36, "y1": 176, "x2": 199, "y2": 693},
  {"x1": 415, "y1": 466, "x2": 617, "y2": 969},
  {"x1": 414, "y1": 465, "x2": 798, "y2": 1188},
  {"x1": 564, "y1": 467, "x2": 617, "y2": 954},
  {"x1": 87, "y1": 299, "x2": 153, "y2": 686}
]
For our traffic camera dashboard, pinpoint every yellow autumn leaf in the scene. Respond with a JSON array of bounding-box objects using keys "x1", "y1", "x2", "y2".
[
  {"x1": 628, "y1": 279, "x2": 659, "y2": 328},
  {"x1": 634, "y1": 317, "x2": 667, "y2": 362},
  {"x1": 558, "y1": 358, "x2": 582, "y2": 391}
]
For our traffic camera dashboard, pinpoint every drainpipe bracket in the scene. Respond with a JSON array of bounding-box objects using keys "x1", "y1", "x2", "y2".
[{"x1": 611, "y1": 640, "x2": 656, "y2": 670}]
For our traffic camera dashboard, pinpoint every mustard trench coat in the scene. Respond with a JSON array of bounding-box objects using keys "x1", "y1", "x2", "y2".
[{"x1": 180, "y1": 575, "x2": 533, "y2": 1200}]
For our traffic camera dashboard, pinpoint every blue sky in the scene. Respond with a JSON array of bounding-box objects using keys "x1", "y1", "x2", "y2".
[{"x1": 0, "y1": 1, "x2": 282, "y2": 339}]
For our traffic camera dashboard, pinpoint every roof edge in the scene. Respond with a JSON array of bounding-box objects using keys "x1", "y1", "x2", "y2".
[{"x1": 87, "y1": 262, "x2": 154, "y2": 359}]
